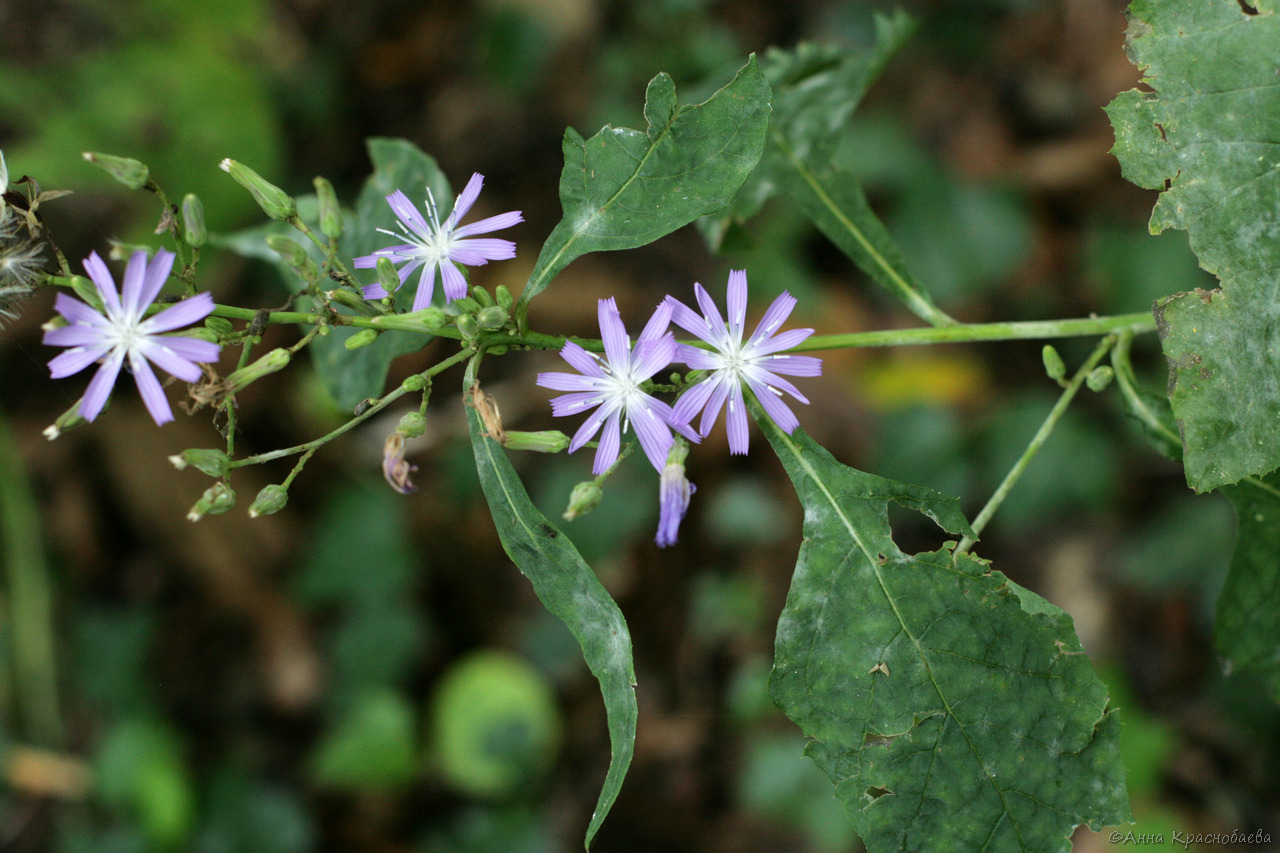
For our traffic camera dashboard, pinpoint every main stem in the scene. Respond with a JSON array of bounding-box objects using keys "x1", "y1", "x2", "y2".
[{"x1": 953, "y1": 334, "x2": 1117, "y2": 557}]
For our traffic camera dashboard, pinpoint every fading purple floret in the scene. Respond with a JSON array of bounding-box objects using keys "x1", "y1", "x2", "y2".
[
  {"x1": 667, "y1": 269, "x2": 822, "y2": 454},
  {"x1": 655, "y1": 455, "x2": 694, "y2": 548},
  {"x1": 353, "y1": 173, "x2": 522, "y2": 311},
  {"x1": 44, "y1": 249, "x2": 221, "y2": 425},
  {"x1": 538, "y1": 297, "x2": 697, "y2": 475}
]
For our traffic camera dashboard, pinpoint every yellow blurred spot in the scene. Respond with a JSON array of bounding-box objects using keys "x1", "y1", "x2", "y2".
[{"x1": 860, "y1": 352, "x2": 989, "y2": 412}]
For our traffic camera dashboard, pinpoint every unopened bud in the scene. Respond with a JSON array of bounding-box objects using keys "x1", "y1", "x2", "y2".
[
  {"x1": 180, "y1": 327, "x2": 220, "y2": 344},
  {"x1": 376, "y1": 256, "x2": 401, "y2": 295},
  {"x1": 225, "y1": 348, "x2": 291, "y2": 393},
  {"x1": 400, "y1": 374, "x2": 429, "y2": 393},
  {"x1": 219, "y1": 158, "x2": 296, "y2": 221},
  {"x1": 1086, "y1": 366, "x2": 1114, "y2": 392},
  {"x1": 168, "y1": 448, "x2": 231, "y2": 477},
  {"x1": 266, "y1": 234, "x2": 319, "y2": 283},
  {"x1": 455, "y1": 314, "x2": 479, "y2": 340},
  {"x1": 68, "y1": 275, "x2": 106, "y2": 313},
  {"x1": 1042, "y1": 345, "x2": 1066, "y2": 382},
  {"x1": 345, "y1": 328, "x2": 380, "y2": 350},
  {"x1": 502, "y1": 430, "x2": 570, "y2": 453},
  {"x1": 181, "y1": 194, "x2": 207, "y2": 247},
  {"x1": 470, "y1": 286, "x2": 494, "y2": 308},
  {"x1": 44, "y1": 401, "x2": 89, "y2": 441},
  {"x1": 187, "y1": 482, "x2": 236, "y2": 521},
  {"x1": 397, "y1": 411, "x2": 427, "y2": 438},
  {"x1": 313, "y1": 176, "x2": 343, "y2": 241},
  {"x1": 451, "y1": 297, "x2": 481, "y2": 315},
  {"x1": 83, "y1": 151, "x2": 149, "y2": 190},
  {"x1": 248, "y1": 484, "x2": 289, "y2": 518},
  {"x1": 369, "y1": 307, "x2": 447, "y2": 334},
  {"x1": 204, "y1": 316, "x2": 233, "y2": 336},
  {"x1": 494, "y1": 285, "x2": 513, "y2": 311},
  {"x1": 563, "y1": 481, "x2": 603, "y2": 521},
  {"x1": 476, "y1": 305, "x2": 507, "y2": 330},
  {"x1": 327, "y1": 288, "x2": 368, "y2": 312}
]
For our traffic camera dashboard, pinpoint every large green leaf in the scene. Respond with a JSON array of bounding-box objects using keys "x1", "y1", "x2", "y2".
[
  {"x1": 1106, "y1": 0, "x2": 1280, "y2": 490},
  {"x1": 759, "y1": 408, "x2": 1130, "y2": 852},
  {"x1": 700, "y1": 15, "x2": 952, "y2": 327},
  {"x1": 464, "y1": 362, "x2": 637, "y2": 849},
  {"x1": 519, "y1": 56, "x2": 770, "y2": 311},
  {"x1": 1216, "y1": 472, "x2": 1280, "y2": 697}
]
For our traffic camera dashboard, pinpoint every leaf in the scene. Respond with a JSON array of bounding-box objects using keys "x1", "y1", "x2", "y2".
[
  {"x1": 1106, "y1": 0, "x2": 1280, "y2": 490},
  {"x1": 699, "y1": 16, "x2": 953, "y2": 327},
  {"x1": 519, "y1": 56, "x2": 770, "y2": 309},
  {"x1": 1216, "y1": 472, "x2": 1280, "y2": 698},
  {"x1": 758, "y1": 407, "x2": 1131, "y2": 852},
  {"x1": 465, "y1": 362, "x2": 637, "y2": 849}
]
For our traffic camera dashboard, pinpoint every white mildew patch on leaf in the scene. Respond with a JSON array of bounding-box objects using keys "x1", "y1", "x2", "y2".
[
  {"x1": 757, "y1": 405, "x2": 1130, "y2": 852},
  {"x1": 1106, "y1": 0, "x2": 1280, "y2": 491},
  {"x1": 521, "y1": 57, "x2": 770, "y2": 307},
  {"x1": 465, "y1": 362, "x2": 637, "y2": 850}
]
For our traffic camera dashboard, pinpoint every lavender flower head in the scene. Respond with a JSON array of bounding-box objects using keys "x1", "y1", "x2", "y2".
[
  {"x1": 667, "y1": 269, "x2": 822, "y2": 454},
  {"x1": 538, "y1": 297, "x2": 696, "y2": 475},
  {"x1": 655, "y1": 439, "x2": 694, "y2": 548},
  {"x1": 44, "y1": 249, "x2": 220, "y2": 425},
  {"x1": 354, "y1": 173, "x2": 522, "y2": 310}
]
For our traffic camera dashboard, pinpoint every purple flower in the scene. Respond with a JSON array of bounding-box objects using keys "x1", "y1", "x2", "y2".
[
  {"x1": 667, "y1": 269, "x2": 822, "y2": 454},
  {"x1": 354, "y1": 173, "x2": 522, "y2": 311},
  {"x1": 655, "y1": 440, "x2": 694, "y2": 548},
  {"x1": 538, "y1": 297, "x2": 696, "y2": 475},
  {"x1": 44, "y1": 249, "x2": 220, "y2": 425}
]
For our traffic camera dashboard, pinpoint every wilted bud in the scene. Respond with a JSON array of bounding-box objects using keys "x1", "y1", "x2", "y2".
[
  {"x1": 345, "y1": 328, "x2": 380, "y2": 350},
  {"x1": 502, "y1": 430, "x2": 569, "y2": 453},
  {"x1": 83, "y1": 151, "x2": 149, "y2": 190},
  {"x1": 466, "y1": 383, "x2": 504, "y2": 442},
  {"x1": 563, "y1": 481, "x2": 603, "y2": 521},
  {"x1": 248, "y1": 484, "x2": 289, "y2": 518},
  {"x1": 397, "y1": 411, "x2": 427, "y2": 439},
  {"x1": 655, "y1": 438, "x2": 694, "y2": 548},
  {"x1": 1042, "y1": 345, "x2": 1066, "y2": 383},
  {"x1": 225, "y1": 347, "x2": 291, "y2": 393},
  {"x1": 168, "y1": 448, "x2": 231, "y2": 477},
  {"x1": 382, "y1": 432, "x2": 418, "y2": 495},
  {"x1": 181, "y1": 194, "x2": 207, "y2": 247},
  {"x1": 219, "y1": 158, "x2": 296, "y2": 221},
  {"x1": 1086, "y1": 366, "x2": 1114, "y2": 392},
  {"x1": 455, "y1": 314, "x2": 479, "y2": 340},
  {"x1": 494, "y1": 285, "x2": 513, "y2": 311},
  {"x1": 313, "y1": 176, "x2": 342, "y2": 241},
  {"x1": 187, "y1": 482, "x2": 236, "y2": 521},
  {"x1": 376, "y1": 256, "x2": 400, "y2": 295},
  {"x1": 476, "y1": 305, "x2": 508, "y2": 330}
]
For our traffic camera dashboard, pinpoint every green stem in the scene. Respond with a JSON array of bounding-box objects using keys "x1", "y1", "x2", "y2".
[
  {"x1": 954, "y1": 334, "x2": 1117, "y2": 557},
  {"x1": 0, "y1": 406, "x2": 62, "y2": 746},
  {"x1": 230, "y1": 348, "x2": 473, "y2": 469}
]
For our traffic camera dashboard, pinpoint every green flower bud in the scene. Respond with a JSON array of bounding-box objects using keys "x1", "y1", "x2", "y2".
[
  {"x1": 475, "y1": 305, "x2": 507, "y2": 330},
  {"x1": 181, "y1": 194, "x2": 207, "y2": 247},
  {"x1": 68, "y1": 275, "x2": 106, "y2": 313},
  {"x1": 470, "y1": 285, "x2": 494, "y2": 307},
  {"x1": 494, "y1": 285, "x2": 513, "y2": 311},
  {"x1": 43, "y1": 401, "x2": 89, "y2": 441},
  {"x1": 502, "y1": 430, "x2": 569, "y2": 453},
  {"x1": 369, "y1": 307, "x2": 446, "y2": 334},
  {"x1": 219, "y1": 158, "x2": 296, "y2": 221},
  {"x1": 376, "y1": 256, "x2": 401, "y2": 295},
  {"x1": 226, "y1": 348, "x2": 291, "y2": 393},
  {"x1": 345, "y1": 328, "x2": 380, "y2": 350},
  {"x1": 82, "y1": 151, "x2": 149, "y2": 190},
  {"x1": 313, "y1": 176, "x2": 343, "y2": 241},
  {"x1": 397, "y1": 411, "x2": 428, "y2": 438},
  {"x1": 400, "y1": 374, "x2": 429, "y2": 393},
  {"x1": 248, "y1": 484, "x2": 289, "y2": 518},
  {"x1": 449, "y1": 297, "x2": 481, "y2": 315},
  {"x1": 455, "y1": 314, "x2": 480, "y2": 340},
  {"x1": 168, "y1": 448, "x2": 231, "y2": 477},
  {"x1": 1041, "y1": 345, "x2": 1066, "y2": 382},
  {"x1": 187, "y1": 482, "x2": 236, "y2": 521},
  {"x1": 327, "y1": 288, "x2": 368, "y2": 312},
  {"x1": 562, "y1": 481, "x2": 603, "y2": 521},
  {"x1": 179, "y1": 327, "x2": 220, "y2": 344},
  {"x1": 266, "y1": 234, "x2": 308, "y2": 268},
  {"x1": 204, "y1": 316, "x2": 233, "y2": 335},
  {"x1": 1086, "y1": 366, "x2": 1114, "y2": 392}
]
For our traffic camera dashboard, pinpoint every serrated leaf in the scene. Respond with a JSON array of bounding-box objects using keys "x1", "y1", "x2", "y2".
[
  {"x1": 1216, "y1": 472, "x2": 1280, "y2": 699},
  {"x1": 465, "y1": 361, "x2": 637, "y2": 849},
  {"x1": 1106, "y1": 0, "x2": 1280, "y2": 490},
  {"x1": 757, "y1": 405, "x2": 1130, "y2": 852},
  {"x1": 519, "y1": 56, "x2": 770, "y2": 309}
]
